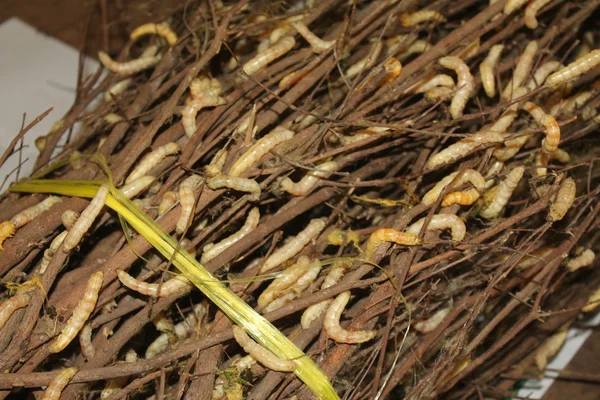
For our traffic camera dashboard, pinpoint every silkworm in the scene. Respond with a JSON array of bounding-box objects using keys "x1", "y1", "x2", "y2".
[
  {"x1": 130, "y1": 22, "x2": 177, "y2": 45},
  {"x1": 480, "y1": 44, "x2": 504, "y2": 98},
  {"x1": 201, "y1": 207, "x2": 260, "y2": 263},
  {"x1": 441, "y1": 189, "x2": 480, "y2": 207},
  {"x1": 49, "y1": 271, "x2": 103, "y2": 353},
  {"x1": 0, "y1": 293, "x2": 31, "y2": 331},
  {"x1": 104, "y1": 78, "x2": 132, "y2": 102},
  {"x1": 189, "y1": 76, "x2": 223, "y2": 100},
  {"x1": 60, "y1": 210, "x2": 79, "y2": 230},
  {"x1": 425, "y1": 86, "x2": 454, "y2": 102},
  {"x1": 545, "y1": 49, "x2": 600, "y2": 90},
  {"x1": 0, "y1": 220, "x2": 16, "y2": 250},
  {"x1": 262, "y1": 260, "x2": 321, "y2": 313},
  {"x1": 291, "y1": 21, "x2": 335, "y2": 53},
  {"x1": 400, "y1": 10, "x2": 446, "y2": 26},
  {"x1": 365, "y1": 229, "x2": 420, "y2": 259},
  {"x1": 98, "y1": 51, "x2": 161, "y2": 76},
  {"x1": 523, "y1": 101, "x2": 560, "y2": 154},
  {"x1": 405, "y1": 74, "x2": 455, "y2": 95},
  {"x1": 479, "y1": 166, "x2": 525, "y2": 219},
  {"x1": 338, "y1": 127, "x2": 390, "y2": 146},
  {"x1": 502, "y1": 41, "x2": 538, "y2": 100},
  {"x1": 39, "y1": 231, "x2": 68, "y2": 273},
  {"x1": 63, "y1": 184, "x2": 109, "y2": 252},
  {"x1": 10, "y1": 196, "x2": 62, "y2": 228},
  {"x1": 548, "y1": 177, "x2": 576, "y2": 222},
  {"x1": 280, "y1": 160, "x2": 339, "y2": 196},
  {"x1": 158, "y1": 191, "x2": 179, "y2": 215},
  {"x1": 491, "y1": 109, "x2": 518, "y2": 133},
  {"x1": 582, "y1": 287, "x2": 600, "y2": 313},
  {"x1": 126, "y1": 142, "x2": 180, "y2": 184},
  {"x1": 535, "y1": 327, "x2": 568, "y2": 371},
  {"x1": 526, "y1": 61, "x2": 563, "y2": 90},
  {"x1": 426, "y1": 130, "x2": 504, "y2": 169},
  {"x1": 493, "y1": 135, "x2": 528, "y2": 162},
  {"x1": 41, "y1": 367, "x2": 78, "y2": 400},
  {"x1": 119, "y1": 176, "x2": 155, "y2": 199},
  {"x1": 324, "y1": 291, "x2": 377, "y2": 344},
  {"x1": 566, "y1": 248, "x2": 595, "y2": 272},
  {"x1": 181, "y1": 97, "x2": 226, "y2": 138},
  {"x1": 406, "y1": 214, "x2": 466, "y2": 241},
  {"x1": 535, "y1": 148, "x2": 570, "y2": 176},
  {"x1": 207, "y1": 174, "x2": 261, "y2": 201},
  {"x1": 79, "y1": 323, "x2": 95, "y2": 360},
  {"x1": 228, "y1": 126, "x2": 295, "y2": 177},
  {"x1": 422, "y1": 169, "x2": 486, "y2": 205},
  {"x1": 550, "y1": 90, "x2": 596, "y2": 117},
  {"x1": 397, "y1": 40, "x2": 431, "y2": 61},
  {"x1": 117, "y1": 270, "x2": 191, "y2": 297},
  {"x1": 205, "y1": 149, "x2": 228, "y2": 177},
  {"x1": 438, "y1": 56, "x2": 474, "y2": 119},
  {"x1": 232, "y1": 325, "x2": 295, "y2": 372},
  {"x1": 243, "y1": 37, "x2": 296, "y2": 76},
  {"x1": 258, "y1": 256, "x2": 311, "y2": 308},
  {"x1": 260, "y1": 218, "x2": 326, "y2": 273},
  {"x1": 176, "y1": 174, "x2": 204, "y2": 234},
  {"x1": 346, "y1": 41, "x2": 383, "y2": 78},
  {"x1": 504, "y1": 0, "x2": 529, "y2": 14},
  {"x1": 413, "y1": 307, "x2": 450, "y2": 333},
  {"x1": 301, "y1": 262, "x2": 348, "y2": 329}
]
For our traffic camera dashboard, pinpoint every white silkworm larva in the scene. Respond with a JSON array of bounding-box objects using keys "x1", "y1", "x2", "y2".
[
  {"x1": 400, "y1": 10, "x2": 446, "y2": 26},
  {"x1": 441, "y1": 188, "x2": 480, "y2": 207},
  {"x1": 260, "y1": 218, "x2": 327, "y2": 273},
  {"x1": 207, "y1": 175, "x2": 261, "y2": 201},
  {"x1": 548, "y1": 177, "x2": 576, "y2": 222},
  {"x1": 181, "y1": 96, "x2": 226, "y2": 138},
  {"x1": 117, "y1": 270, "x2": 191, "y2": 297},
  {"x1": 98, "y1": 51, "x2": 161, "y2": 76},
  {"x1": 346, "y1": 41, "x2": 383, "y2": 78},
  {"x1": 426, "y1": 130, "x2": 505, "y2": 169},
  {"x1": 479, "y1": 166, "x2": 525, "y2": 219},
  {"x1": 504, "y1": 0, "x2": 529, "y2": 14},
  {"x1": 583, "y1": 287, "x2": 600, "y2": 313},
  {"x1": 493, "y1": 135, "x2": 528, "y2": 162},
  {"x1": 10, "y1": 196, "x2": 62, "y2": 228},
  {"x1": 301, "y1": 262, "x2": 348, "y2": 329},
  {"x1": 262, "y1": 260, "x2": 321, "y2": 313},
  {"x1": 158, "y1": 191, "x2": 179, "y2": 215},
  {"x1": 176, "y1": 174, "x2": 204, "y2": 234},
  {"x1": 535, "y1": 328, "x2": 568, "y2": 371},
  {"x1": 324, "y1": 291, "x2": 377, "y2": 343},
  {"x1": 502, "y1": 41, "x2": 538, "y2": 100},
  {"x1": 201, "y1": 207, "x2": 260, "y2": 263},
  {"x1": 280, "y1": 160, "x2": 339, "y2": 196},
  {"x1": 406, "y1": 214, "x2": 467, "y2": 241},
  {"x1": 338, "y1": 127, "x2": 390, "y2": 146},
  {"x1": 397, "y1": 40, "x2": 431, "y2": 61},
  {"x1": 205, "y1": 149, "x2": 228, "y2": 177},
  {"x1": 291, "y1": 21, "x2": 335, "y2": 53},
  {"x1": 526, "y1": 61, "x2": 563, "y2": 90},
  {"x1": 422, "y1": 169, "x2": 487, "y2": 205},
  {"x1": 104, "y1": 78, "x2": 132, "y2": 102},
  {"x1": 438, "y1": 56, "x2": 474, "y2": 119},
  {"x1": 243, "y1": 37, "x2": 296, "y2": 76},
  {"x1": 365, "y1": 229, "x2": 420, "y2": 259},
  {"x1": 413, "y1": 307, "x2": 451, "y2": 333},
  {"x1": 63, "y1": 184, "x2": 109, "y2": 252},
  {"x1": 258, "y1": 256, "x2": 311, "y2": 308},
  {"x1": 39, "y1": 231, "x2": 68, "y2": 274},
  {"x1": 119, "y1": 176, "x2": 155, "y2": 199},
  {"x1": 523, "y1": 101, "x2": 560, "y2": 154},
  {"x1": 228, "y1": 126, "x2": 295, "y2": 177},
  {"x1": 232, "y1": 325, "x2": 295, "y2": 372},
  {"x1": 405, "y1": 74, "x2": 455, "y2": 95},
  {"x1": 41, "y1": 367, "x2": 78, "y2": 400},
  {"x1": 79, "y1": 323, "x2": 95, "y2": 360},
  {"x1": 61, "y1": 210, "x2": 79, "y2": 229},
  {"x1": 130, "y1": 23, "x2": 178, "y2": 46},
  {"x1": 126, "y1": 142, "x2": 180, "y2": 183},
  {"x1": 0, "y1": 293, "x2": 31, "y2": 331},
  {"x1": 566, "y1": 248, "x2": 595, "y2": 272},
  {"x1": 545, "y1": 49, "x2": 600, "y2": 90},
  {"x1": 49, "y1": 271, "x2": 103, "y2": 353},
  {"x1": 480, "y1": 44, "x2": 504, "y2": 98}
]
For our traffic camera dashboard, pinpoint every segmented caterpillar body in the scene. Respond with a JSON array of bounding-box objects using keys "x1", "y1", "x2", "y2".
[
  {"x1": 201, "y1": 207, "x2": 260, "y2": 263},
  {"x1": 480, "y1": 166, "x2": 524, "y2": 219},
  {"x1": 205, "y1": 149, "x2": 228, "y2": 177},
  {"x1": 207, "y1": 175, "x2": 261, "y2": 201},
  {"x1": 438, "y1": 56, "x2": 474, "y2": 119},
  {"x1": 405, "y1": 74, "x2": 455, "y2": 95},
  {"x1": 117, "y1": 270, "x2": 191, "y2": 297},
  {"x1": 441, "y1": 188, "x2": 480, "y2": 207},
  {"x1": 130, "y1": 23, "x2": 178, "y2": 46},
  {"x1": 291, "y1": 21, "x2": 335, "y2": 53},
  {"x1": 280, "y1": 160, "x2": 339, "y2": 196},
  {"x1": 10, "y1": 196, "x2": 62, "y2": 228},
  {"x1": 545, "y1": 49, "x2": 600, "y2": 90},
  {"x1": 242, "y1": 37, "x2": 296, "y2": 76},
  {"x1": 176, "y1": 174, "x2": 204, "y2": 234},
  {"x1": 61, "y1": 210, "x2": 79, "y2": 229},
  {"x1": 479, "y1": 44, "x2": 504, "y2": 97},
  {"x1": 324, "y1": 291, "x2": 377, "y2": 343},
  {"x1": 98, "y1": 51, "x2": 161, "y2": 76},
  {"x1": 0, "y1": 293, "x2": 31, "y2": 331},
  {"x1": 232, "y1": 326, "x2": 296, "y2": 371},
  {"x1": 63, "y1": 184, "x2": 109, "y2": 252},
  {"x1": 41, "y1": 367, "x2": 78, "y2": 400},
  {"x1": 426, "y1": 130, "x2": 504, "y2": 169},
  {"x1": 301, "y1": 262, "x2": 348, "y2": 329},
  {"x1": 262, "y1": 260, "x2": 321, "y2": 313},
  {"x1": 400, "y1": 10, "x2": 446, "y2": 26},
  {"x1": 422, "y1": 169, "x2": 486, "y2": 205},
  {"x1": 414, "y1": 307, "x2": 450, "y2": 333},
  {"x1": 526, "y1": 61, "x2": 563, "y2": 90},
  {"x1": 104, "y1": 78, "x2": 132, "y2": 102},
  {"x1": 502, "y1": 41, "x2": 538, "y2": 100},
  {"x1": 120, "y1": 176, "x2": 156, "y2": 199},
  {"x1": 346, "y1": 42, "x2": 383, "y2": 78},
  {"x1": 258, "y1": 256, "x2": 311, "y2": 309},
  {"x1": 406, "y1": 214, "x2": 467, "y2": 241},
  {"x1": 523, "y1": 101, "x2": 560, "y2": 154},
  {"x1": 0, "y1": 220, "x2": 16, "y2": 249},
  {"x1": 39, "y1": 231, "x2": 68, "y2": 273},
  {"x1": 189, "y1": 76, "x2": 223, "y2": 100},
  {"x1": 158, "y1": 191, "x2": 179, "y2": 215},
  {"x1": 548, "y1": 177, "x2": 576, "y2": 222},
  {"x1": 566, "y1": 248, "x2": 595, "y2": 272},
  {"x1": 181, "y1": 97, "x2": 226, "y2": 137},
  {"x1": 126, "y1": 142, "x2": 180, "y2": 184},
  {"x1": 365, "y1": 229, "x2": 420, "y2": 259}
]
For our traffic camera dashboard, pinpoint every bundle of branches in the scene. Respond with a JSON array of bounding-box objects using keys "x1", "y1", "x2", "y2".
[{"x1": 1, "y1": 0, "x2": 600, "y2": 399}]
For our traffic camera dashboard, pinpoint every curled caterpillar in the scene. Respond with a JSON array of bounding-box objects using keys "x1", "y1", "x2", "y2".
[
  {"x1": 243, "y1": 37, "x2": 296, "y2": 76},
  {"x1": 324, "y1": 291, "x2": 377, "y2": 343},
  {"x1": 441, "y1": 189, "x2": 480, "y2": 207},
  {"x1": 158, "y1": 191, "x2": 179, "y2": 215},
  {"x1": 205, "y1": 149, "x2": 228, "y2": 177},
  {"x1": 98, "y1": 50, "x2": 161, "y2": 76},
  {"x1": 0, "y1": 220, "x2": 16, "y2": 250},
  {"x1": 480, "y1": 44, "x2": 504, "y2": 98},
  {"x1": 63, "y1": 184, "x2": 109, "y2": 252},
  {"x1": 280, "y1": 160, "x2": 339, "y2": 196},
  {"x1": 346, "y1": 41, "x2": 383, "y2": 78},
  {"x1": 301, "y1": 262, "x2": 349, "y2": 329},
  {"x1": 480, "y1": 166, "x2": 525, "y2": 219},
  {"x1": 41, "y1": 367, "x2": 78, "y2": 400},
  {"x1": 523, "y1": 102, "x2": 560, "y2": 154},
  {"x1": 502, "y1": 41, "x2": 538, "y2": 100},
  {"x1": 176, "y1": 174, "x2": 204, "y2": 234},
  {"x1": 438, "y1": 56, "x2": 474, "y2": 119},
  {"x1": 548, "y1": 177, "x2": 576, "y2": 222},
  {"x1": 400, "y1": 10, "x2": 446, "y2": 26},
  {"x1": 119, "y1": 176, "x2": 156, "y2": 199},
  {"x1": 228, "y1": 126, "x2": 295, "y2": 177},
  {"x1": 201, "y1": 207, "x2": 260, "y2": 263},
  {"x1": 260, "y1": 218, "x2": 326, "y2": 273},
  {"x1": 426, "y1": 130, "x2": 505, "y2": 169},
  {"x1": 181, "y1": 97, "x2": 226, "y2": 138},
  {"x1": 566, "y1": 248, "x2": 595, "y2": 272},
  {"x1": 0, "y1": 293, "x2": 31, "y2": 331},
  {"x1": 422, "y1": 169, "x2": 486, "y2": 205},
  {"x1": 126, "y1": 142, "x2": 180, "y2": 184},
  {"x1": 117, "y1": 270, "x2": 191, "y2": 297},
  {"x1": 291, "y1": 21, "x2": 335, "y2": 53},
  {"x1": 130, "y1": 22, "x2": 178, "y2": 46},
  {"x1": 39, "y1": 231, "x2": 68, "y2": 273},
  {"x1": 207, "y1": 175, "x2": 261, "y2": 201},
  {"x1": 49, "y1": 271, "x2": 103, "y2": 353},
  {"x1": 365, "y1": 229, "x2": 420, "y2": 259},
  {"x1": 414, "y1": 307, "x2": 450, "y2": 333},
  {"x1": 405, "y1": 74, "x2": 455, "y2": 95},
  {"x1": 337, "y1": 127, "x2": 390, "y2": 146},
  {"x1": 545, "y1": 49, "x2": 600, "y2": 90},
  {"x1": 232, "y1": 325, "x2": 295, "y2": 372},
  {"x1": 406, "y1": 214, "x2": 467, "y2": 241},
  {"x1": 10, "y1": 196, "x2": 62, "y2": 228}
]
